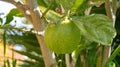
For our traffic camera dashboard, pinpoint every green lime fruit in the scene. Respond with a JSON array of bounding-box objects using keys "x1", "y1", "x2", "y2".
[{"x1": 44, "y1": 18, "x2": 81, "y2": 54}]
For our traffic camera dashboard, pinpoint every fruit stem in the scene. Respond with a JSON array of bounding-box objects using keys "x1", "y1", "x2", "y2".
[
  {"x1": 62, "y1": 10, "x2": 71, "y2": 24},
  {"x1": 66, "y1": 10, "x2": 71, "y2": 19}
]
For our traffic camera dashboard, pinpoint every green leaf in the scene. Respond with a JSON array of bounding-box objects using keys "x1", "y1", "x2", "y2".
[
  {"x1": 22, "y1": 43, "x2": 41, "y2": 54},
  {"x1": 5, "y1": 8, "x2": 23, "y2": 24},
  {"x1": 6, "y1": 59, "x2": 10, "y2": 67},
  {"x1": 4, "y1": 60, "x2": 6, "y2": 67},
  {"x1": 86, "y1": 46, "x2": 98, "y2": 67},
  {"x1": 12, "y1": 59, "x2": 17, "y2": 67},
  {"x1": 12, "y1": 49, "x2": 43, "y2": 62},
  {"x1": 56, "y1": 0, "x2": 76, "y2": 12},
  {"x1": 8, "y1": 31, "x2": 41, "y2": 54},
  {"x1": 3, "y1": 30, "x2": 6, "y2": 56},
  {"x1": 38, "y1": 0, "x2": 58, "y2": 10},
  {"x1": 0, "y1": 18, "x2": 3, "y2": 23},
  {"x1": 71, "y1": 0, "x2": 91, "y2": 15},
  {"x1": 5, "y1": 16, "x2": 13, "y2": 24},
  {"x1": 42, "y1": 0, "x2": 52, "y2": 6},
  {"x1": 73, "y1": 14, "x2": 116, "y2": 45},
  {"x1": 105, "y1": 44, "x2": 120, "y2": 66},
  {"x1": 92, "y1": 0, "x2": 105, "y2": 2},
  {"x1": 37, "y1": 0, "x2": 47, "y2": 7},
  {"x1": 20, "y1": 60, "x2": 45, "y2": 67},
  {"x1": 8, "y1": 8, "x2": 23, "y2": 17}
]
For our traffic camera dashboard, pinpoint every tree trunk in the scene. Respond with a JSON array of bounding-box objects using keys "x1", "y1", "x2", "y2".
[{"x1": 25, "y1": 0, "x2": 57, "y2": 67}]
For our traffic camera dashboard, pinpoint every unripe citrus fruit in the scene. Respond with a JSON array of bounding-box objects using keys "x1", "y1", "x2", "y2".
[{"x1": 44, "y1": 18, "x2": 81, "y2": 54}]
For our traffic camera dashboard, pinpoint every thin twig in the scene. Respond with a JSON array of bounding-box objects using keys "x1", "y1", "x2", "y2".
[
  {"x1": 112, "y1": 0, "x2": 117, "y2": 15},
  {"x1": 41, "y1": 0, "x2": 54, "y2": 18},
  {"x1": 105, "y1": 0, "x2": 113, "y2": 20},
  {"x1": 96, "y1": 45, "x2": 102, "y2": 67},
  {"x1": 105, "y1": 0, "x2": 116, "y2": 26},
  {"x1": 65, "y1": 54, "x2": 70, "y2": 67},
  {"x1": 103, "y1": 0, "x2": 115, "y2": 67},
  {"x1": 80, "y1": 54, "x2": 86, "y2": 67},
  {"x1": 112, "y1": 0, "x2": 117, "y2": 26}
]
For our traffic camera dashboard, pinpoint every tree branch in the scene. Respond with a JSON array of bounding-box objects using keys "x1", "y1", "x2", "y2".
[
  {"x1": 25, "y1": 0, "x2": 57, "y2": 67},
  {"x1": 80, "y1": 54, "x2": 86, "y2": 67},
  {"x1": 103, "y1": 1, "x2": 112, "y2": 66},
  {"x1": 105, "y1": 0, "x2": 113, "y2": 20},
  {"x1": 96, "y1": 46, "x2": 102, "y2": 67},
  {"x1": 105, "y1": 0, "x2": 116, "y2": 26},
  {"x1": 65, "y1": 54, "x2": 74, "y2": 67},
  {"x1": 112, "y1": 0, "x2": 117, "y2": 26},
  {"x1": 112, "y1": 0, "x2": 117, "y2": 15},
  {"x1": 103, "y1": 0, "x2": 116, "y2": 66}
]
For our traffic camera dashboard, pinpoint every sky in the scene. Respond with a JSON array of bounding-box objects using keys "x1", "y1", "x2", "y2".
[{"x1": 0, "y1": 1, "x2": 15, "y2": 16}]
